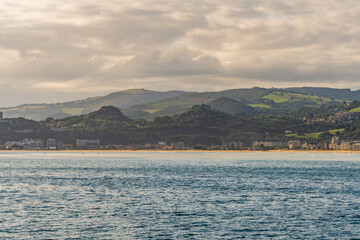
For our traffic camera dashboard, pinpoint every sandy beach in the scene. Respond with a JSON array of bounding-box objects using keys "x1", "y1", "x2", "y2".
[{"x1": 0, "y1": 149, "x2": 359, "y2": 153}]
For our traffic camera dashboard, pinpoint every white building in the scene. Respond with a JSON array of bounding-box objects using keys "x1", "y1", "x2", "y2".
[
  {"x1": 76, "y1": 139, "x2": 100, "y2": 148},
  {"x1": 47, "y1": 139, "x2": 57, "y2": 150},
  {"x1": 171, "y1": 142, "x2": 185, "y2": 149}
]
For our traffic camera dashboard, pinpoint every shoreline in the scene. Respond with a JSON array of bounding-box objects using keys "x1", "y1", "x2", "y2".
[{"x1": 0, "y1": 149, "x2": 359, "y2": 153}]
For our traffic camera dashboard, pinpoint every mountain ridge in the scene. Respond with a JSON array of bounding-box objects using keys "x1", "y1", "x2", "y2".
[{"x1": 1, "y1": 87, "x2": 359, "y2": 120}]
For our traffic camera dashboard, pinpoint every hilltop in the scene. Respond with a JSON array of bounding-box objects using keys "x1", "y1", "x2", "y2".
[
  {"x1": 122, "y1": 87, "x2": 345, "y2": 119},
  {"x1": 0, "y1": 87, "x2": 359, "y2": 120},
  {"x1": 0, "y1": 89, "x2": 187, "y2": 120},
  {"x1": 0, "y1": 103, "x2": 350, "y2": 148}
]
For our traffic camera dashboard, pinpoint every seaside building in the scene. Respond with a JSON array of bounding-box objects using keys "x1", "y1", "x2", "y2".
[
  {"x1": 301, "y1": 142, "x2": 317, "y2": 150},
  {"x1": 171, "y1": 142, "x2": 185, "y2": 150},
  {"x1": 252, "y1": 141, "x2": 288, "y2": 149},
  {"x1": 352, "y1": 142, "x2": 360, "y2": 150},
  {"x1": 76, "y1": 139, "x2": 100, "y2": 148},
  {"x1": 288, "y1": 140, "x2": 301, "y2": 149},
  {"x1": 5, "y1": 141, "x2": 24, "y2": 149},
  {"x1": 57, "y1": 140, "x2": 64, "y2": 150},
  {"x1": 22, "y1": 138, "x2": 43, "y2": 150},
  {"x1": 228, "y1": 142, "x2": 244, "y2": 150},
  {"x1": 47, "y1": 139, "x2": 57, "y2": 150},
  {"x1": 340, "y1": 142, "x2": 351, "y2": 150},
  {"x1": 329, "y1": 136, "x2": 341, "y2": 150}
]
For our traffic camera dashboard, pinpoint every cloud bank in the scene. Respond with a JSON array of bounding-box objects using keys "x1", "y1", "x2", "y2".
[{"x1": 1, "y1": 0, "x2": 360, "y2": 106}]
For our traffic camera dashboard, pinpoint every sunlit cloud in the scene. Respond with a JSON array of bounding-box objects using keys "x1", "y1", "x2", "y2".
[{"x1": 0, "y1": 0, "x2": 360, "y2": 106}]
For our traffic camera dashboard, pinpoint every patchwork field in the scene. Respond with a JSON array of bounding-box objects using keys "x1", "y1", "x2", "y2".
[
  {"x1": 262, "y1": 92, "x2": 332, "y2": 104},
  {"x1": 285, "y1": 128, "x2": 345, "y2": 139}
]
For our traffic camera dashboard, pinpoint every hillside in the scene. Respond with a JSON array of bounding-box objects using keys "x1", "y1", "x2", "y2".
[
  {"x1": 207, "y1": 97, "x2": 255, "y2": 115},
  {"x1": 1, "y1": 87, "x2": 360, "y2": 120},
  {"x1": 0, "y1": 89, "x2": 187, "y2": 120},
  {"x1": 0, "y1": 104, "x2": 345, "y2": 147},
  {"x1": 123, "y1": 88, "x2": 270, "y2": 118},
  {"x1": 285, "y1": 87, "x2": 360, "y2": 101},
  {"x1": 123, "y1": 88, "x2": 344, "y2": 119}
]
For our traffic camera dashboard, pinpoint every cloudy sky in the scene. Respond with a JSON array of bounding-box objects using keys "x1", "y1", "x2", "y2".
[{"x1": 1, "y1": 0, "x2": 360, "y2": 106}]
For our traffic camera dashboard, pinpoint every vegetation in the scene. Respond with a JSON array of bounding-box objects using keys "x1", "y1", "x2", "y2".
[
  {"x1": 248, "y1": 104, "x2": 270, "y2": 108},
  {"x1": 0, "y1": 104, "x2": 351, "y2": 147},
  {"x1": 1, "y1": 87, "x2": 359, "y2": 120},
  {"x1": 285, "y1": 128, "x2": 345, "y2": 139},
  {"x1": 262, "y1": 92, "x2": 331, "y2": 104},
  {"x1": 349, "y1": 107, "x2": 360, "y2": 113},
  {"x1": 1, "y1": 87, "x2": 360, "y2": 148}
]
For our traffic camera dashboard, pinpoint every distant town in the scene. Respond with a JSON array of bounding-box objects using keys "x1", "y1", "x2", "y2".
[
  {"x1": 2, "y1": 136, "x2": 360, "y2": 151},
  {"x1": 1, "y1": 100, "x2": 360, "y2": 151}
]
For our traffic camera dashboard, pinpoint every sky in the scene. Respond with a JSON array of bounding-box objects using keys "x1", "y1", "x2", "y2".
[{"x1": 1, "y1": 0, "x2": 360, "y2": 107}]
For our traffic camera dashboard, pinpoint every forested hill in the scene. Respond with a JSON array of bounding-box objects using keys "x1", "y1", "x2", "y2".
[
  {"x1": 0, "y1": 104, "x2": 350, "y2": 147},
  {"x1": 0, "y1": 89, "x2": 187, "y2": 120},
  {"x1": 1, "y1": 87, "x2": 360, "y2": 120}
]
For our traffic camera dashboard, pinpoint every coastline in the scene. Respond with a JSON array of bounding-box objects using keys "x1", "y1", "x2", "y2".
[{"x1": 0, "y1": 149, "x2": 359, "y2": 153}]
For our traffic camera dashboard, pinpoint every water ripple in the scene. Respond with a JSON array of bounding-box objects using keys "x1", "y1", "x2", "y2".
[{"x1": 0, "y1": 152, "x2": 359, "y2": 239}]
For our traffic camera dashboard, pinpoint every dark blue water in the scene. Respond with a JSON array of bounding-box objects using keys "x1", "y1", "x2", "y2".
[{"x1": 0, "y1": 152, "x2": 359, "y2": 239}]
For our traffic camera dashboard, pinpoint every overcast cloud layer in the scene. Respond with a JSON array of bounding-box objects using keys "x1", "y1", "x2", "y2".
[{"x1": 1, "y1": 0, "x2": 360, "y2": 106}]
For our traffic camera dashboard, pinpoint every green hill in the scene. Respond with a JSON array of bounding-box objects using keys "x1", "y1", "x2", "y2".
[
  {"x1": 285, "y1": 87, "x2": 360, "y2": 101},
  {"x1": 123, "y1": 88, "x2": 269, "y2": 119},
  {"x1": 207, "y1": 97, "x2": 255, "y2": 115},
  {"x1": 0, "y1": 89, "x2": 187, "y2": 120},
  {"x1": 1, "y1": 87, "x2": 359, "y2": 121},
  {"x1": 123, "y1": 88, "x2": 345, "y2": 119}
]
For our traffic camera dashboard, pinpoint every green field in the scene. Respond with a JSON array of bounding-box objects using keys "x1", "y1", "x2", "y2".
[
  {"x1": 286, "y1": 128, "x2": 344, "y2": 139},
  {"x1": 248, "y1": 104, "x2": 270, "y2": 108},
  {"x1": 349, "y1": 107, "x2": 360, "y2": 112},
  {"x1": 62, "y1": 108, "x2": 84, "y2": 115},
  {"x1": 262, "y1": 92, "x2": 332, "y2": 104},
  {"x1": 144, "y1": 109, "x2": 161, "y2": 114}
]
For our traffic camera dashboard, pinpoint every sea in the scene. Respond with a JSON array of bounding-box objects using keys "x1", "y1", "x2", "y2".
[{"x1": 0, "y1": 152, "x2": 359, "y2": 239}]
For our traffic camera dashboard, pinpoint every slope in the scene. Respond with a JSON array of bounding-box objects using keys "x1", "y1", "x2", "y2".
[{"x1": 0, "y1": 89, "x2": 187, "y2": 120}]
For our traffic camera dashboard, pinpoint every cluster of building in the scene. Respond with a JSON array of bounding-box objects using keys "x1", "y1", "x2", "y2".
[
  {"x1": 311, "y1": 111, "x2": 360, "y2": 124},
  {"x1": 144, "y1": 141, "x2": 188, "y2": 150},
  {"x1": 3, "y1": 138, "x2": 65, "y2": 150},
  {"x1": 328, "y1": 136, "x2": 360, "y2": 150},
  {"x1": 2, "y1": 138, "x2": 100, "y2": 150},
  {"x1": 253, "y1": 137, "x2": 360, "y2": 150},
  {"x1": 194, "y1": 142, "x2": 245, "y2": 150}
]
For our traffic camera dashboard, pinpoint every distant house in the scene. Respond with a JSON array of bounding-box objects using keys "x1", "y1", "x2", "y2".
[
  {"x1": 253, "y1": 141, "x2": 288, "y2": 148},
  {"x1": 329, "y1": 136, "x2": 341, "y2": 150},
  {"x1": 352, "y1": 142, "x2": 360, "y2": 150},
  {"x1": 288, "y1": 140, "x2": 301, "y2": 149},
  {"x1": 171, "y1": 142, "x2": 185, "y2": 150},
  {"x1": 47, "y1": 139, "x2": 57, "y2": 150},
  {"x1": 51, "y1": 127, "x2": 65, "y2": 133},
  {"x1": 14, "y1": 129, "x2": 34, "y2": 134},
  {"x1": 76, "y1": 139, "x2": 100, "y2": 148},
  {"x1": 340, "y1": 142, "x2": 351, "y2": 150},
  {"x1": 22, "y1": 138, "x2": 43, "y2": 150},
  {"x1": 57, "y1": 140, "x2": 64, "y2": 150},
  {"x1": 5, "y1": 141, "x2": 23, "y2": 149},
  {"x1": 228, "y1": 142, "x2": 244, "y2": 150}
]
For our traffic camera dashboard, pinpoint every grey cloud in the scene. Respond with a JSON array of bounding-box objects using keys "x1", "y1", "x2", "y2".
[{"x1": 0, "y1": 0, "x2": 360, "y2": 106}]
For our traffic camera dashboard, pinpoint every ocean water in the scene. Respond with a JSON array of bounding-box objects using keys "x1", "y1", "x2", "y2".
[{"x1": 0, "y1": 152, "x2": 359, "y2": 239}]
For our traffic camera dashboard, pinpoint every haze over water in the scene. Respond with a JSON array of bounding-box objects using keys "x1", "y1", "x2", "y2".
[{"x1": 0, "y1": 152, "x2": 359, "y2": 239}]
